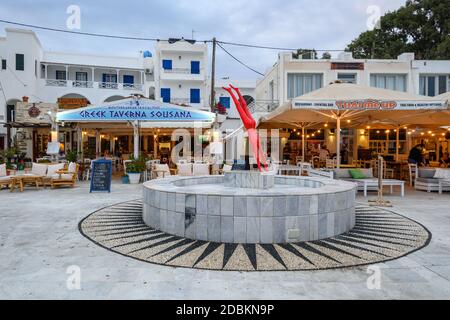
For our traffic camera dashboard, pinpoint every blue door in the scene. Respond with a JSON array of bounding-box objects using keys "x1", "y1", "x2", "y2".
[
  {"x1": 190, "y1": 89, "x2": 200, "y2": 103},
  {"x1": 123, "y1": 75, "x2": 134, "y2": 84},
  {"x1": 219, "y1": 97, "x2": 231, "y2": 109},
  {"x1": 161, "y1": 88, "x2": 171, "y2": 103},
  {"x1": 162, "y1": 59, "x2": 172, "y2": 70},
  {"x1": 191, "y1": 61, "x2": 200, "y2": 74}
]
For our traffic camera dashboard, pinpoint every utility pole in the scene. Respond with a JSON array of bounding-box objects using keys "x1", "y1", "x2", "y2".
[{"x1": 210, "y1": 37, "x2": 216, "y2": 112}]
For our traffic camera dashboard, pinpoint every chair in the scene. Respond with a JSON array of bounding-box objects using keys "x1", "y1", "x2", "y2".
[
  {"x1": 177, "y1": 163, "x2": 192, "y2": 176},
  {"x1": 50, "y1": 163, "x2": 79, "y2": 188},
  {"x1": 408, "y1": 163, "x2": 418, "y2": 187},
  {"x1": 0, "y1": 164, "x2": 12, "y2": 190},
  {"x1": 153, "y1": 163, "x2": 171, "y2": 179},
  {"x1": 193, "y1": 163, "x2": 210, "y2": 176},
  {"x1": 326, "y1": 158, "x2": 337, "y2": 169}
]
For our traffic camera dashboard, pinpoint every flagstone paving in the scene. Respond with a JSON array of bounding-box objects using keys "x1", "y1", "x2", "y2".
[{"x1": 1, "y1": 181, "x2": 450, "y2": 299}]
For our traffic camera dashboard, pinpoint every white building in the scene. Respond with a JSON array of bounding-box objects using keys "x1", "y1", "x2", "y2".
[
  {"x1": 256, "y1": 51, "x2": 450, "y2": 108},
  {"x1": 0, "y1": 28, "x2": 256, "y2": 152}
]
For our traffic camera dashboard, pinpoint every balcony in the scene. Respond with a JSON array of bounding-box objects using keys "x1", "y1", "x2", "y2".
[
  {"x1": 163, "y1": 68, "x2": 191, "y2": 74},
  {"x1": 44, "y1": 79, "x2": 143, "y2": 91},
  {"x1": 160, "y1": 68, "x2": 205, "y2": 81}
]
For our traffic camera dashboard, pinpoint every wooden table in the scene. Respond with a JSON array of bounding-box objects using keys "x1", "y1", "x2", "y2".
[{"x1": 10, "y1": 174, "x2": 43, "y2": 192}]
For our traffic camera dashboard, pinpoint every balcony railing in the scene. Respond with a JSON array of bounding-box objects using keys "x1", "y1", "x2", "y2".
[
  {"x1": 123, "y1": 83, "x2": 143, "y2": 90},
  {"x1": 248, "y1": 100, "x2": 280, "y2": 113},
  {"x1": 170, "y1": 98, "x2": 191, "y2": 105},
  {"x1": 99, "y1": 82, "x2": 119, "y2": 89},
  {"x1": 163, "y1": 68, "x2": 191, "y2": 74},
  {"x1": 72, "y1": 80, "x2": 94, "y2": 88},
  {"x1": 46, "y1": 79, "x2": 67, "y2": 87}
]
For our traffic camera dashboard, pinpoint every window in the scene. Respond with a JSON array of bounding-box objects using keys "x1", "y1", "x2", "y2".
[
  {"x1": 15, "y1": 54, "x2": 24, "y2": 71},
  {"x1": 55, "y1": 70, "x2": 67, "y2": 80},
  {"x1": 34, "y1": 60, "x2": 37, "y2": 77},
  {"x1": 219, "y1": 97, "x2": 231, "y2": 109},
  {"x1": 191, "y1": 61, "x2": 200, "y2": 74},
  {"x1": 123, "y1": 75, "x2": 134, "y2": 84},
  {"x1": 1, "y1": 59, "x2": 6, "y2": 70},
  {"x1": 102, "y1": 73, "x2": 117, "y2": 83},
  {"x1": 161, "y1": 88, "x2": 171, "y2": 103},
  {"x1": 162, "y1": 59, "x2": 172, "y2": 70},
  {"x1": 337, "y1": 73, "x2": 357, "y2": 84},
  {"x1": 76, "y1": 72, "x2": 88, "y2": 81},
  {"x1": 190, "y1": 88, "x2": 200, "y2": 103},
  {"x1": 287, "y1": 73, "x2": 323, "y2": 99},
  {"x1": 420, "y1": 75, "x2": 449, "y2": 96},
  {"x1": 370, "y1": 74, "x2": 407, "y2": 92}
]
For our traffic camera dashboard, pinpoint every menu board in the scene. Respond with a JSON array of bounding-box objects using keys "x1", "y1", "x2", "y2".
[{"x1": 90, "y1": 159, "x2": 112, "y2": 193}]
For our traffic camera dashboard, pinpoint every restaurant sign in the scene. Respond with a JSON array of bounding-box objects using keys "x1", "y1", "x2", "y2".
[
  {"x1": 293, "y1": 99, "x2": 445, "y2": 110},
  {"x1": 331, "y1": 62, "x2": 364, "y2": 70},
  {"x1": 57, "y1": 100, "x2": 215, "y2": 122}
]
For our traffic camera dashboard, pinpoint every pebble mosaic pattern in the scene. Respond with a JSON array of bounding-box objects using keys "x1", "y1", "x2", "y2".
[{"x1": 79, "y1": 200, "x2": 431, "y2": 271}]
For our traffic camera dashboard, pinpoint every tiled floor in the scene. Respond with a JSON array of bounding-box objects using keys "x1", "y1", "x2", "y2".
[{"x1": 0, "y1": 181, "x2": 449, "y2": 299}]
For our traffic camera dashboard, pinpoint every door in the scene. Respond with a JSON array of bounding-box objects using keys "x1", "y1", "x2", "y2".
[
  {"x1": 162, "y1": 59, "x2": 172, "y2": 70},
  {"x1": 191, "y1": 61, "x2": 200, "y2": 74},
  {"x1": 219, "y1": 97, "x2": 230, "y2": 108},
  {"x1": 76, "y1": 72, "x2": 88, "y2": 81},
  {"x1": 190, "y1": 88, "x2": 200, "y2": 103},
  {"x1": 123, "y1": 75, "x2": 134, "y2": 84},
  {"x1": 161, "y1": 88, "x2": 171, "y2": 103}
]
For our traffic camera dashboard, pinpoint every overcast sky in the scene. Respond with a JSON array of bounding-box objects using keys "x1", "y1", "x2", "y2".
[{"x1": 0, "y1": 0, "x2": 406, "y2": 80}]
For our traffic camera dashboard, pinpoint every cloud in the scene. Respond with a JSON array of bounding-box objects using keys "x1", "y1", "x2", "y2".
[{"x1": 0, "y1": 0, "x2": 406, "y2": 79}]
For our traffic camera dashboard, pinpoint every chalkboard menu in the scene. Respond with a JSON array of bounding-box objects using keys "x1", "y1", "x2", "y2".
[{"x1": 90, "y1": 159, "x2": 112, "y2": 193}]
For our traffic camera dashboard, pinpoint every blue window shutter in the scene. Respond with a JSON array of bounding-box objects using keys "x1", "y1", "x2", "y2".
[
  {"x1": 219, "y1": 97, "x2": 231, "y2": 109},
  {"x1": 161, "y1": 88, "x2": 171, "y2": 102},
  {"x1": 191, "y1": 61, "x2": 200, "y2": 74},
  {"x1": 162, "y1": 59, "x2": 172, "y2": 70},
  {"x1": 123, "y1": 75, "x2": 134, "y2": 84},
  {"x1": 190, "y1": 89, "x2": 200, "y2": 103},
  {"x1": 102, "y1": 73, "x2": 107, "y2": 82}
]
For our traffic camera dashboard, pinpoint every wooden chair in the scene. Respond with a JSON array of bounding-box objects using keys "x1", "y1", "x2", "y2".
[
  {"x1": 0, "y1": 176, "x2": 12, "y2": 190},
  {"x1": 50, "y1": 163, "x2": 79, "y2": 188}
]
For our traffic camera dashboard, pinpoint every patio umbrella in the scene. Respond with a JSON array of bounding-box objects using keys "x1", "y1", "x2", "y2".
[{"x1": 259, "y1": 83, "x2": 447, "y2": 167}]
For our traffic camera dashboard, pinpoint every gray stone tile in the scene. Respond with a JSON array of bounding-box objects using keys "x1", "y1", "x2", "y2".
[
  {"x1": 166, "y1": 211, "x2": 177, "y2": 235},
  {"x1": 196, "y1": 195, "x2": 208, "y2": 215},
  {"x1": 318, "y1": 213, "x2": 328, "y2": 239},
  {"x1": 272, "y1": 217, "x2": 286, "y2": 243},
  {"x1": 185, "y1": 194, "x2": 196, "y2": 209},
  {"x1": 308, "y1": 195, "x2": 318, "y2": 215},
  {"x1": 175, "y1": 193, "x2": 185, "y2": 213},
  {"x1": 233, "y1": 196, "x2": 247, "y2": 217},
  {"x1": 318, "y1": 194, "x2": 327, "y2": 214},
  {"x1": 247, "y1": 197, "x2": 261, "y2": 217},
  {"x1": 309, "y1": 214, "x2": 319, "y2": 241},
  {"x1": 221, "y1": 197, "x2": 234, "y2": 216},
  {"x1": 273, "y1": 196, "x2": 287, "y2": 217},
  {"x1": 221, "y1": 216, "x2": 234, "y2": 243},
  {"x1": 260, "y1": 217, "x2": 273, "y2": 243},
  {"x1": 261, "y1": 197, "x2": 274, "y2": 217},
  {"x1": 208, "y1": 196, "x2": 221, "y2": 216},
  {"x1": 286, "y1": 196, "x2": 298, "y2": 216},
  {"x1": 298, "y1": 215, "x2": 310, "y2": 242},
  {"x1": 195, "y1": 215, "x2": 208, "y2": 241},
  {"x1": 160, "y1": 192, "x2": 168, "y2": 210},
  {"x1": 246, "y1": 217, "x2": 260, "y2": 243},
  {"x1": 167, "y1": 193, "x2": 176, "y2": 211},
  {"x1": 207, "y1": 215, "x2": 221, "y2": 242},
  {"x1": 159, "y1": 209, "x2": 167, "y2": 232},
  {"x1": 327, "y1": 212, "x2": 335, "y2": 238},
  {"x1": 233, "y1": 217, "x2": 246, "y2": 243},
  {"x1": 185, "y1": 215, "x2": 196, "y2": 239}
]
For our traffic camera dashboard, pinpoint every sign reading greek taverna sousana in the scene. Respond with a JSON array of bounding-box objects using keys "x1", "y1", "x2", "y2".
[{"x1": 56, "y1": 99, "x2": 215, "y2": 122}]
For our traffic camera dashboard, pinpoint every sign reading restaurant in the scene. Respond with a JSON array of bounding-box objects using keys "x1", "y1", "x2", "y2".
[
  {"x1": 56, "y1": 99, "x2": 216, "y2": 122},
  {"x1": 293, "y1": 100, "x2": 445, "y2": 110}
]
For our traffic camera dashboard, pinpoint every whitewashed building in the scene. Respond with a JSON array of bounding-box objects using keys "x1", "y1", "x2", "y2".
[{"x1": 0, "y1": 28, "x2": 255, "y2": 152}]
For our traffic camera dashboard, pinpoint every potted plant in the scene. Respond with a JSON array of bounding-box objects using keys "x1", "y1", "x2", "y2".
[
  {"x1": 65, "y1": 150, "x2": 78, "y2": 163},
  {"x1": 125, "y1": 155, "x2": 146, "y2": 184}
]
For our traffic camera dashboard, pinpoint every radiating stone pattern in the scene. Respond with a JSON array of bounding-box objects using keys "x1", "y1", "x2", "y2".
[
  {"x1": 143, "y1": 174, "x2": 356, "y2": 243},
  {"x1": 80, "y1": 201, "x2": 431, "y2": 271}
]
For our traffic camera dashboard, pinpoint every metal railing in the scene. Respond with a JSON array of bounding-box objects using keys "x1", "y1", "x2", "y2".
[
  {"x1": 46, "y1": 79, "x2": 67, "y2": 87},
  {"x1": 248, "y1": 100, "x2": 280, "y2": 113},
  {"x1": 123, "y1": 83, "x2": 143, "y2": 90},
  {"x1": 72, "y1": 80, "x2": 93, "y2": 88},
  {"x1": 99, "y1": 82, "x2": 119, "y2": 89}
]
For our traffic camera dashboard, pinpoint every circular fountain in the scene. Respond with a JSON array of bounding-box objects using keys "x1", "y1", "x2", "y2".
[{"x1": 142, "y1": 171, "x2": 356, "y2": 244}]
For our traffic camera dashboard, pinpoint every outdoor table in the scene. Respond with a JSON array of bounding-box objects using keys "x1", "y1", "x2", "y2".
[
  {"x1": 277, "y1": 165, "x2": 302, "y2": 175},
  {"x1": 10, "y1": 174, "x2": 43, "y2": 192},
  {"x1": 358, "y1": 178, "x2": 405, "y2": 197},
  {"x1": 153, "y1": 169, "x2": 169, "y2": 179}
]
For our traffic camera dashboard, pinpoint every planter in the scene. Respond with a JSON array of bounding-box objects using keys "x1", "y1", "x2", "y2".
[
  {"x1": 121, "y1": 175, "x2": 129, "y2": 184},
  {"x1": 128, "y1": 173, "x2": 141, "y2": 184}
]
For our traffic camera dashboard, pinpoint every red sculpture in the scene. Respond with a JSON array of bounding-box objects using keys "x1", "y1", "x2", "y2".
[{"x1": 223, "y1": 85, "x2": 268, "y2": 172}]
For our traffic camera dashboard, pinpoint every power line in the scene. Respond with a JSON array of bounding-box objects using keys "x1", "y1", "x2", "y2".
[
  {"x1": 0, "y1": 19, "x2": 171, "y2": 42},
  {"x1": 217, "y1": 40, "x2": 344, "y2": 52},
  {"x1": 217, "y1": 43, "x2": 265, "y2": 76}
]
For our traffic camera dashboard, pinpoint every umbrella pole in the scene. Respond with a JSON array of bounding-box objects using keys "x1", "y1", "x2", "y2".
[
  {"x1": 336, "y1": 116, "x2": 340, "y2": 169},
  {"x1": 396, "y1": 127, "x2": 400, "y2": 162},
  {"x1": 302, "y1": 126, "x2": 305, "y2": 163},
  {"x1": 369, "y1": 155, "x2": 392, "y2": 207}
]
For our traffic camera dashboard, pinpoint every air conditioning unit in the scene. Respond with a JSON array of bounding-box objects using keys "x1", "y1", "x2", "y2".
[{"x1": 145, "y1": 68, "x2": 153, "y2": 75}]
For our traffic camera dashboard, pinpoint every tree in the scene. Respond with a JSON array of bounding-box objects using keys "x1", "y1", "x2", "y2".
[
  {"x1": 346, "y1": 0, "x2": 450, "y2": 59},
  {"x1": 321, "y1": 52, "x2": 332, "y2": 59}
]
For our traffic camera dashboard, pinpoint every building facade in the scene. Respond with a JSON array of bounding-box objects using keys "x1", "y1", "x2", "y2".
[{"x1": 0, "y1": 28, "x2": 255, "y2": 152}]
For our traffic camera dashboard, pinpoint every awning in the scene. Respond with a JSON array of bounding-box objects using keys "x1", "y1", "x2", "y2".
[{"x1": 56, "y1": 97, "x2": 216, "y2": 123}]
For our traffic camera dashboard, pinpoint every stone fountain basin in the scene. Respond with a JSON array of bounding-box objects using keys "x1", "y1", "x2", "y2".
[{"x1": 142, "y1": 174, "x2": 357, "y2": 244}]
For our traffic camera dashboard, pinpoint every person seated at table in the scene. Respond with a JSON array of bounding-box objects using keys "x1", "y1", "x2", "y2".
[
  {"x1": 440, "y1": 153, "x2": 450, "y2": 167},
  {"x1": 103, "y1": 150, "x2": 110, "y2": 158},
  {"x1": 319, "y1": 146, "x2": 330, "y2": 161},
  {"x1": 408, "y1": 144, "x2": 425, "y2": 166}
]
